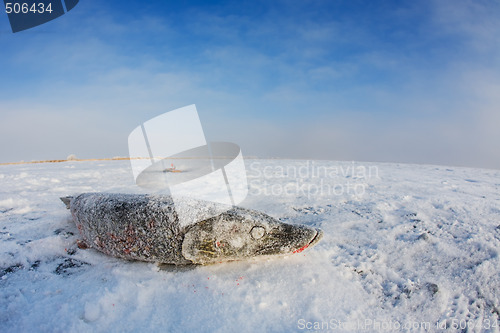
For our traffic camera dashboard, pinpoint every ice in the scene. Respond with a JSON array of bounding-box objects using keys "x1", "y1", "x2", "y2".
[{"x1": 0, "y1": 159, "x2": 499, "y2": 332}]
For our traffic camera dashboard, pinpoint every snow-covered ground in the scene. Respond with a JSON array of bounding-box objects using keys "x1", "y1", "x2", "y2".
[{"x1": 1, "y1": 159, "x2": 499, "y2": 332}]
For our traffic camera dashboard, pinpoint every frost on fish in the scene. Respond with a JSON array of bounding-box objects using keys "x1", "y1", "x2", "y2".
[
  {"x1": 69, "y1": 193, "x2": 190, "y2": 264},
  {"x1": 64, "y1": 193, "x2": 323, "y2": 265},
  {"x1": 182, "y1": 208, "x2": 322, "y2": 264}
]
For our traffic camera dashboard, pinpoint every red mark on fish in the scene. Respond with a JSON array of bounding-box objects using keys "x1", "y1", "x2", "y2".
[{"x1": 292, "y1": 243, "x2": 309, "y2": 254}]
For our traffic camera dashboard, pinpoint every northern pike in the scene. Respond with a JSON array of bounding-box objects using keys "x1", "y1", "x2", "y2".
[{"x1": 61, "y1": 193, "x2": 323, "y2": 265}]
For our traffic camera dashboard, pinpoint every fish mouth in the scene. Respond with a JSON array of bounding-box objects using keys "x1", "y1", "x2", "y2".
[
  {"x1": 291, "y1": 228, "x2": 323, "y2": 254},
  {"x1": 308, "y1": 228, "x2": 323, "y2": 247}
]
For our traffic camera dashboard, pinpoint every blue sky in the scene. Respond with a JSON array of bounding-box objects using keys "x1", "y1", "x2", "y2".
[{"x1": 1, "y1": 0, "x2": 499, "y2": 169}]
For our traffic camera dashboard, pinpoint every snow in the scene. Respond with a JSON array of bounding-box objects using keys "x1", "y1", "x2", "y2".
[{"x1": 0, "y1": 159, "x2": 499, "y2": 332}]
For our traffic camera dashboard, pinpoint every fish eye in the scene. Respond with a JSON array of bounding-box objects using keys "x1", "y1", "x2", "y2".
[{"x1": 250, "y1": 226, "x2": 266, "y2": 240}]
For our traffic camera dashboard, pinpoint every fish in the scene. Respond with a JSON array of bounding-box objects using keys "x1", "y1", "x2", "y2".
[{"x1": 60, "y1": 193, "x2": 323, "y2": 265}]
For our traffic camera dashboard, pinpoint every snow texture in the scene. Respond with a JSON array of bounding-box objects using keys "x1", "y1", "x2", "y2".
[{"x1": 0, "y1": 159, "x2": 499, "y2": 332}]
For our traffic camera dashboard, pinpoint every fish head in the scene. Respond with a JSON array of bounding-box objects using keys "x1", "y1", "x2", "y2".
[{"x1": 182, "y1": 208, "x2": 322, "y2": 264}]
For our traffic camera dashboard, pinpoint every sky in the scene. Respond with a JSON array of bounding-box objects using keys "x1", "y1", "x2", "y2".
[{"x1": 0, "y1": 0, "x2": 499, "y2": 169}]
